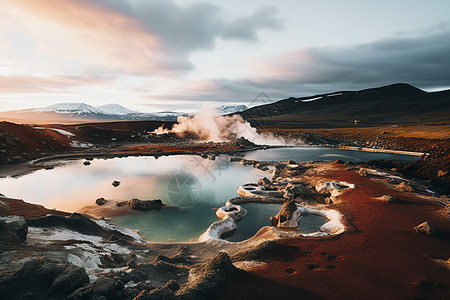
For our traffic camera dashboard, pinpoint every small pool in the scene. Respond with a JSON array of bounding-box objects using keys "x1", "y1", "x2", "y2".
[{"x1": 0, "y1": 147, "x2": 418, "y2": 242}]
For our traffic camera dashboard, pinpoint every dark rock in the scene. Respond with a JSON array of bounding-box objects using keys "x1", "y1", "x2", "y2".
[
  {"x1": 112, "y1": 180, "x2": 121, "y2": 187},
  {"x1": 116, "y1": 200, "x2": 128, "y2": 207},
  {"x1": 228, "y1": 157, "x2": 241, "y2": 162},
  {"x1": 83, "y1": 161, "x2": 91, "y2": 166},
  {"x1": 165, "y1": 279, "x2": 180, "y2": 292},
  {"x1": 0, "y1": 258, "x2": 89, "y2": 300},
  {"x1": 333, "y1": 159, "x2": 345, "y2": 164},
  {"x1": 127, "y1": 199, "x2": 165, "y2": 211},
  {"x1": 1, "y1": 217, "x2": 28, "y2": 242},
  {"x1": 287, "y1": 160, "x2": 296, "y2": 164},
  {"x1": 179, "y1": 252, "x2": 242, "y2": 299},
  {"x1": 118, "y1": 268, "x2": 146, "y2": 284},
  {"x1": 414, "y1": 221, "x2": 437, "y2": 236},
  {"x1": 26, "y1": 213, "x2": 137, "y2": 243},
  {"x1": 285, "y1": 182, "x2": 313, "y2": 196},
  {"x1": 96, "y1": 197, "x2": 107, "y2": 205},
  {"x1": 232, "y1": 137, "x2": 256, "y2": 148},
  {"x1": 114, "y1": 279, "x2": 125, "y2": 291},
  {"x1": 0, "y1": 220, "x2": 21, "y2": 248},
  {"x1": 91, "y1": 275, "x2": 115, "y2": 297},
  {"x1": 270, "y1": 199, "x2": 300, "y2": 228},
  {"x1": 258, "y1": 177, "x2": 271, "y2": 186},
  {"x1": 50, "y1": 266, "x2": 90, "y2": 296},
  {"x1": 26, "y1": 213, "x2": 105, "y2": 237}
]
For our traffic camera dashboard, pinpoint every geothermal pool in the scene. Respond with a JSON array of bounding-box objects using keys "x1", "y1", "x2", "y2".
[{"x1": 0, "y1": 147, "x2": 419, "y2": 242}]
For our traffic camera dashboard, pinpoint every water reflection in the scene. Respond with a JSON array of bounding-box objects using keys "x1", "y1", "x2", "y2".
[{"x1": 0, "y1": 147, "x2": 418, "y2": 242}]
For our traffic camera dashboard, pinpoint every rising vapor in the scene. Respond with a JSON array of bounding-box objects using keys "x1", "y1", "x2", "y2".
[{"x1": 154, "y1": 105, "x2": 289, "y2": 145}]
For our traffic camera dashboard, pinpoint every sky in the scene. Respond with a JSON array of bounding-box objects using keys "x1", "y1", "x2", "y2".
[{"x1": 1, "y1": 0, "x2": 450, "y2": 113}]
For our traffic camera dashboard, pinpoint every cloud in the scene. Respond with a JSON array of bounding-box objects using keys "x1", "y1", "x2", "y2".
[
  {"x1": 165, "y1": 27, "x2": 450, "y2": 105},
  {"x1": 0, "y1": 75, "x2": 111, "y2": 94},
  {"x1": 5, "y1": 0, "x2": 282, "y2": 76},
  {"x1": 222, "y1": 7, "x2": 282, "y2": 41},
  {"x1": 249, "y1": 27, "x2": 450, "y2": 90}
]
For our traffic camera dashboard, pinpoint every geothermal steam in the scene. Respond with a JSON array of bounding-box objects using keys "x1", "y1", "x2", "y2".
[{"x1": 154, "y1": 106, "x2": 288, "y2": 145}]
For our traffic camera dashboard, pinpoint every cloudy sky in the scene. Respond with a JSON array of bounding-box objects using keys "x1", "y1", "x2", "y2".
[{"x1": 1, "y1": 0, "x2": 450, "y2": 112}]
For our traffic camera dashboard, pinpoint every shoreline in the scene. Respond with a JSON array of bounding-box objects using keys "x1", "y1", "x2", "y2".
[
  {"x1": 1, "y1": 154, "x2": 449, "y2": 299},
  {"x1": 0, "y1": 142, "x2": 424, "y2": 181}
]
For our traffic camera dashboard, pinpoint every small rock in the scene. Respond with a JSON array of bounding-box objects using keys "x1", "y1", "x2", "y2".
[
  {"x1": 228, "y1": 157, "x2": 241, "y2": 162},
  {"x1": 115, "y1": 201, "x2": 128, "y2": 207},
  {"x1": 127, "y1": 199, "x2": 165, "y2": 211},
  {"x1": 4, "y1": 217, "x2": 28, "y2": 242},
  {"x1": 258, "y1": 177, "x2": 271, "y2": 186},
  {"x1": 324, "y1": 197, "x2": 333, "y2": 205},
  {"x1": 112, "y1": 181, "x2": 121, "y2": 187},
  {"x1": 287, "y1": 160, "x2": 296, "y2": 164},
  {"x1": 270, "y1": 199, "x2": 301, "y2": 228},
  {"x1": 437, "y1": 170, "x2": 448, "y2": 178},
  {"x1": 96, "y1": 198, "x2": 107, "y2": 205},
  {"x1": 358, "y1": 168, "x2": 368, "y2": 177},
  {"x1": 378, "y1": 195, "x2": 398, "y2": 203},
  {"x1": 396, "y1": 182, "x2": 414, "y2": 192},
  {"x1": 414, "y1": 221, "x2": 437, "y2": 236},
  {"x1": 83, "y1": 161, "x2": 91, "y2": 166}
]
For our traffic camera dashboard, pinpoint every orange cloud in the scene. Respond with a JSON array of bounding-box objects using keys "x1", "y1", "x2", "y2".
[
  {"x1": 0, "y1": 75, "x2": 111, "y2": 93},
  {"x1": 5, "y1": 0, "x2": 171, "y2": 75}
]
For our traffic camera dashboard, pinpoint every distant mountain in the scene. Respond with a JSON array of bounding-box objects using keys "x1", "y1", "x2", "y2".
[
  {"x1": 239, "y1": 83, "x2": 450, "y2": 127},
  {"x1": 0, "y1": 102, "x2": 187, "y2": 123},
  {"x1": 34, "y1": 103, "x2": 103, "y2": 115},
  {"x1": 96, "y1": 104, "x2": 139, "y2": 115},
  {"x1": 216, "y1": 105, "x2": 248, "y2": 115}
]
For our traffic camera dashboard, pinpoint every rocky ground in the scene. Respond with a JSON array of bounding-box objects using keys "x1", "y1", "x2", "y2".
[
  {"x1": 268, "y1": 125, "x2": 450, "y2": 194},
  {"x1": 1, "y1": 156, "x2": 449, "y2": 299},
  {"x1": 1, "y1": 120, "x2": 449, "y2": 299}
]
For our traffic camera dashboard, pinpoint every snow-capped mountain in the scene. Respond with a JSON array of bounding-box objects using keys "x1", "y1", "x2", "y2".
[
  {"x1": 28, "y1": 102, "x2": 187, "y2": 121},
  {"x1": 216, "y1": 105, "x2": 248, "y2": 115},
  {"x1": 34, "y1": 103, "x2": 139, "y2": 116},
  {"x1": 34, "y1": 103, "x2": 103, "y2": 115},
  {"x1": 5, "y1": 102, "x2": 247, "y2": 123},
  {"x1": 96, "y1": 104, "x2": 139, "y2": 115}
]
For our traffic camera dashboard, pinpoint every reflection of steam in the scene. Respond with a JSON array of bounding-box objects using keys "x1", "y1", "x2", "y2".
[{"x1": 154, "y1": 105, "x2": 291, "y2": 145}]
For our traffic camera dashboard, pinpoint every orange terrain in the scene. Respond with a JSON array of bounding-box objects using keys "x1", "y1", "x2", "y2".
[{"x1": 221, "y1": 164, "x2": 450, "y2": 300}]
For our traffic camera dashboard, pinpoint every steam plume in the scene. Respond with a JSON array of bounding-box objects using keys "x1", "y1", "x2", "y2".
[{"x1": 154, "y1": 105, "x2": 290, "y2": 145}]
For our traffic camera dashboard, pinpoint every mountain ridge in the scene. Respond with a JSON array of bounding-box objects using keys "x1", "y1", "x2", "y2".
[{"x1": 239, "y1": 83, "x2": 449, "y2": 127}]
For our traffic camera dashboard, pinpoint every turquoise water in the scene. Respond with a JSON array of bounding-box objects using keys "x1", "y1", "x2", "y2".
[
  {"x1": 0, "y1": 147, "x2": 418, "y2": 242},
  {"x1": 243, "y1": 146, "x2": 419, "y2": 163}
]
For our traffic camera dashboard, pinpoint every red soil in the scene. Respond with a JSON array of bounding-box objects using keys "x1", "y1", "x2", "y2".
[
  {"x1": 0, "y1": 197, "x2": 70, "y2": 218},
  {"x1": 221, "y1": 165, "x2": 450, "y2": 300}
]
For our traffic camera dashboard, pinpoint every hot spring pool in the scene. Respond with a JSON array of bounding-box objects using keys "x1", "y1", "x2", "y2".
[{"x1": 0, "y1": 147, "x2": 419, "y2": 242}]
